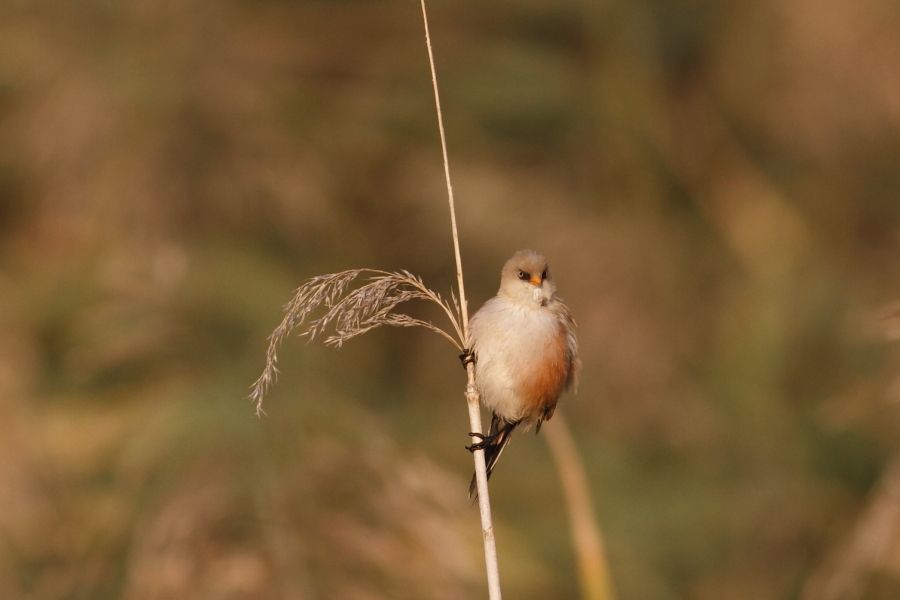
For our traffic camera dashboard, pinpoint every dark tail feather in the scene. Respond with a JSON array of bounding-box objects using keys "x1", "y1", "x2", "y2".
[{"x1": 468, "y1": 415, "x2": 518, "y2": 501}]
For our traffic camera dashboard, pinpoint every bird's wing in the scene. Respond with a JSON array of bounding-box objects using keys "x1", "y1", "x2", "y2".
[{"x1": 553, "y1": 296, "x2": 581, "y2": 393}]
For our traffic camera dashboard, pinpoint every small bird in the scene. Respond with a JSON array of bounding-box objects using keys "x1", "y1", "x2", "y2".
[{"x1": 463, "y1": 249, "x2": 580, "y2": 498}]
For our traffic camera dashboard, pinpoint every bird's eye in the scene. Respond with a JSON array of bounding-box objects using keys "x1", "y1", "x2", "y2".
[
  {"x1": 517, "y1": 270, "x2": 529, "y2": 281},
  {"x1": 541, "y1": 268, "x2": 548, "y2": 280}
]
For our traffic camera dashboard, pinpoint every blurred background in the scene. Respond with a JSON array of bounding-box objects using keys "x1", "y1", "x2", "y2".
[{"x1": 1, "y1": 0, "x2": 899, "y2": 598}]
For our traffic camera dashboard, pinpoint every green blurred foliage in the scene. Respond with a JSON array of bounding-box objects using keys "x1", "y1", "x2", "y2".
[{"x1": 0, "y1": 0, "x2": 898, "y2": 598}]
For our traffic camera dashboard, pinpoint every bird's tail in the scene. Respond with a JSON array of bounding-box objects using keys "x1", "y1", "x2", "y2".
[{"x1": 468, "y1": 414, "x2": 519, "y2": 501}]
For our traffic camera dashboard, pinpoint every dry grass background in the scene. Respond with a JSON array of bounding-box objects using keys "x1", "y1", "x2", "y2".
[{"x1": 1, "y1": 0, "x2": 899, "y2": 598}]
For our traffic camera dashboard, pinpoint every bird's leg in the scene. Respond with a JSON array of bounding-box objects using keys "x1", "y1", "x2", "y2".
[
  {"x1": 466, "y1": 431, "x2": 499, "y2": 452},
  {"x1": 458, "y1": 348, "x2": 476, "y2": 369}
]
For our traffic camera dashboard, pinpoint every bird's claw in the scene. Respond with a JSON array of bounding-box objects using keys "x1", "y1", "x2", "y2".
[
  {"x1": 458, "y1": 348, "x2": 476, "y2": 369},
  {"x1": 465, "y1": 431, "x2": 493, "y2": 452}
]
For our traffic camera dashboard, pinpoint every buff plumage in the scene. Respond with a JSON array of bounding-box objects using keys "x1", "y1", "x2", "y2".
[{"x1": 466, "y1": 250, "x2": 580, "y2": 496}]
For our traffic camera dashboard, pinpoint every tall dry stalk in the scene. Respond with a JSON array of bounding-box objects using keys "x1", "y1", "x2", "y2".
[
  {"x1": 419, "y1": 0, "x2": 502, "y2": 597},
  {"x1": 544, "y1": 414, "x2": 617, "y2": 600},
  {"x1": 248, "y1": 4, "x2": 504, "y2": 596}
]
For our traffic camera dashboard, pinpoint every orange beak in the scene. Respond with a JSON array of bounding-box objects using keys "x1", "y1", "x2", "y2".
[{"x1": 529, "y1": 274, "x2": 542, "y2": 286}]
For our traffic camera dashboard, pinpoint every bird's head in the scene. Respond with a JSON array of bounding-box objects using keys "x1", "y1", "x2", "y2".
[{"x1": 498, "y1": 249, "x2": 555, "y2": 306}]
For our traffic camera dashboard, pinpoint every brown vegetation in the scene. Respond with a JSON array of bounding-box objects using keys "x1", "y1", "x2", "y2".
[{"x1": 1, "y1": 0, "x2": 899, "y2": 598}]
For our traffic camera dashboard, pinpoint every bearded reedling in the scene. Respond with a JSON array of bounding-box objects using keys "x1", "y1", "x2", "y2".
[{"x1": 461, "y1": 250, "x2": 580, "y2": 497}]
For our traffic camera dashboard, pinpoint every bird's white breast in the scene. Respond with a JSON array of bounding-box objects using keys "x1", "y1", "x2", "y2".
[{"x1": 469, "y1": 296, "x2": 563, "y2": 422}]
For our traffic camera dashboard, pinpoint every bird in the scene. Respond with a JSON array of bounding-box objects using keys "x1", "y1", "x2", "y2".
[{"x1": 462, "y1": 249, "x2": 580, "y2": 498}]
